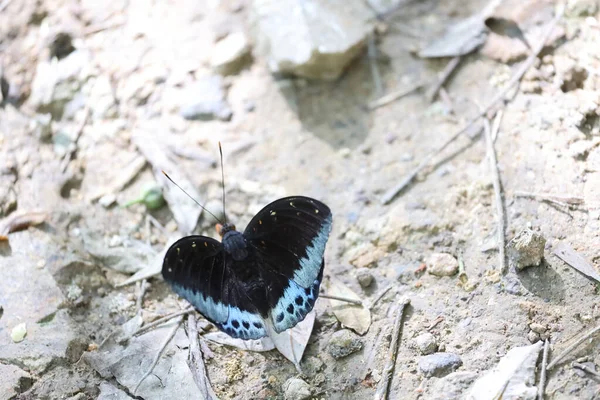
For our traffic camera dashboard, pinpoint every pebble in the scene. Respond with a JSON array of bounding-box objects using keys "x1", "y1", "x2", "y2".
[
  {"x1": 283, "y1": 377, "x2": 311, "y2": 400},
  {"x1": 355, "y1": 268, "x2": 374, "y2": 288},
  {"x1": 527, "y1": 330, "x2": 541, "y2": 343},
  {"x1": 507, "y1": 229, "x2": 546, "y2": 270},
  {"x1": 98, "y1": 193, "x2": 116, "y2": 208},
  {"x1": 211, "y1": 32, "x2": 251, "y2": 75},
  {"x1": 418, "y1": 352, "x2": 463, "y2": 377},
  {"x1": 414, "y1": 332, "x2": 438, "y2": 355},
  {"x1": 426, "y1": 253, "x2": 459, "y2": 277},
  {"x1": 529, "y1": 323, "x2": 546, "y2": 334},
  {"x1": 179, "y1": 75, "x2": 233, "y2": 121},
  {"x1": 327, "y1": 329, "x2": 364, "y2": 359}
]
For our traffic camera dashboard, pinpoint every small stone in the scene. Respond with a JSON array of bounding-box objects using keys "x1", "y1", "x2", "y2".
[
  {"x1": 529, "y1": 323, "x2": 547, "y2": 335},
  {"x1": 527, "y1": 330, "x2": 541, "y2": 343},
  {"x1": 356, "y1": 268, "x2": 374, "y2": 288},
  {"x1": 98, "y1": 193, "x2": 116, "y2": 208},
  {"x1": 211, "y1": 32, "x2": 251, "y2": 75},
  {"x1": 426, "y1": 253, "x2": 459, "y2": 277},
  {"x1": 418, "y1": 352, "x2": 463, "y2": 378},
  {"x1": 507, "y1": 229, "x2": 546, "y2": 270},
  {"x1": 179, "y1": 76, "x2": 233, "y2": 121},
  {"x1": 414, "y1": 332, "x2": 438, "y2": 355},
  {"x1": 327, "y1": 329, "x2": 364, "y2": 359},
  {"x1": 11, "y1": 323, "x2": 27, "y2": 343},
  {"x1": 283, "y1": 377, "x2": 311, "y2": 400}
]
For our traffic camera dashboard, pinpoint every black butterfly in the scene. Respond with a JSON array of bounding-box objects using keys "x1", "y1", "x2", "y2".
[{"x1": 162, "y1": 196, "x2": 332, "y2": 340}]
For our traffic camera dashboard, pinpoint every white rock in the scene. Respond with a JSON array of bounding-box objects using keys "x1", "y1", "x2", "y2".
[
  {"x1": 211, "y1": 32, "x2": 251, "y2": 75},
  {"x1": 284, "y1": 377, "x2": 311, "y2": 400},
  {"x1": 426, "y1": 253, "x2": 459, "y2": 277},
  {"x1": 250, "y1": 0, "x2": 373, "y2": 80},
  {"x1": 414, "y1": 332, "x2": 438, "y2": 355}
]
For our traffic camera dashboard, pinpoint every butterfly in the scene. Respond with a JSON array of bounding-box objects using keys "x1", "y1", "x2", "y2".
[{"x1": 162, "y1": 196, "x2": 332, "y2": 340}]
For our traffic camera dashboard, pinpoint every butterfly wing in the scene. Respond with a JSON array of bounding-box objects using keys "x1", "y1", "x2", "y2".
[
  {"x1": 162, "y1": 236, "x2": 268, "y2": 340},
  {"x1": 243, "y1": 196, "x2": 332, "y2": 333}
]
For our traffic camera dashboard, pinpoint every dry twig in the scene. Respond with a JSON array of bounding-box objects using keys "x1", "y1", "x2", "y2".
[
  {"x1": 427, "y1": 56, "x2": 462, "y2": 102},
  {"x1": 547, "y1": 324, "x2": 600, "y2": 370},
  {"x1": 368, "y1": 34, "x2": 384, "y2": 99},
  {"x1": 134, "y1": 317, "x2": 183, "y2": 393},
  {"x1": 538, "y1": 339, "x2": 550, "y2": 400},
  {"x1": 483, "y1": 112, "x2": 507, "y2": 273},
  {"x1": 374, "y1": 296, "x2": 411, "y2": 400},
  {"x1": 573, "y1": 362, "x2": 600, "y2": 377},
  {"x1": 133, "y1": 308, "x2": 194, "y2": 337},
  {"x1": 381, "y1": 6, "x2": 565, "y2": 204},
  {"x1": 319, "y1": 294, "x2": 363, "y2": 306},
  {"x1": 368, "y1": 81, "x2": 425, "y2": 110},
  {"x1": 60, "y1": 106, "x2": 91, "y2": 173},
  {"x1": 136, "y1": 280, "x2": 149, "y2": 313},
  {"x1": 187, "y1": 313, "x2": 218, "y2": 399},
  {"x1": 514, "y1": 191, "x2": 586, "y2": 207}
]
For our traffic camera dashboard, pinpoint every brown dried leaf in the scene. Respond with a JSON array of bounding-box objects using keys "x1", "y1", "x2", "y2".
[
  {"x1": 325, "y1": 279, "x2": 371, "y2": 335},
  {"x1": 0, "y1": 210, "x2": 47, "y2": 241}
]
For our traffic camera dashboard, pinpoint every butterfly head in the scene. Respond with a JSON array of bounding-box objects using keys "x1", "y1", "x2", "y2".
[{"x1": 216, "y1": 222, "x2": 236, "y2": 237}]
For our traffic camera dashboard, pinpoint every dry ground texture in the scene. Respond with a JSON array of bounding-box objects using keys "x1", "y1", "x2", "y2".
[{"x1": 2, "y1": 0, "x2": 600, "y2": 399}]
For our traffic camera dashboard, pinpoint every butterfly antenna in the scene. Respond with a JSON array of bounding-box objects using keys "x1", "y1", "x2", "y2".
[
  {"x1": 218, "y1": 141, "x2": 227, "y2": 223},
  {"x1": 161, "y1": 170, "x2": 224, "y2": 224}
]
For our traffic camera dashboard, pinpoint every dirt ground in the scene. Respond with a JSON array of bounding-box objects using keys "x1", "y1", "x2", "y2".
[{"x1": 1, "y1": 0, "x2": 600, "y2": 399}]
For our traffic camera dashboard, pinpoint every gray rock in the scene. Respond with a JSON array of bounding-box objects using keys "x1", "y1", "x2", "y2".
[
  {"x1": 429, "y1": 371, "x2": 478, "y2": 400},
  {"x1": 414, "y1": 332, "x2": 438, "y2": 355},
  {"x1": 250, "y1": 0, "x2": 373, "y2": 80},
  {"x1": 0, "y1": 364, "x2": 33, "y2": 399},
  {"x1": 283, "y1": 377, "x2": 311, "y2": 400},
  {"x1": 211, "y1": 32, "x2": 252, "y2": 76},
  {"x1": 179, "y1": 76, "x2": 233, "y2": 121},
  {"x1": 29, "y1": 50, "x2": 92, "y2": 118},
  {"x1": 426, "y1": 253, "x2": 459, "y2": 277},
  {"x1": 418, "y1": 352, "x2": 463, "y2": 377},
  {"x1": 327, "y1": 329, "x2": 364, "y2": 359},
  {"x1": 508, "y1": 229, "x2": 546, "y2": 270},
  {"x1": 356, "y1": 267, "x2": 374, "y2": 288},
  {"x1": 98, "y1": 382, "x2": 134, "y2": 400}
]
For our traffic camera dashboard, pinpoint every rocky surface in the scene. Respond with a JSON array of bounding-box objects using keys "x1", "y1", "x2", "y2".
[
  {"x1": 1, "y1": 0, "x2": 600, "y2": 399},
  {"x1": 250, "y1": 0, "x2": 373, "y2": 80}
]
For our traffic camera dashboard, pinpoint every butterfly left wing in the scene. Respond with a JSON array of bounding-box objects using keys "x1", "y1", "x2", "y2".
[
  {"x1": 244, "y1": 196, "x2": 332, "y2": 333},
  {"x1": 162, "y1": 236, "x2": 268, "y2": 340}
]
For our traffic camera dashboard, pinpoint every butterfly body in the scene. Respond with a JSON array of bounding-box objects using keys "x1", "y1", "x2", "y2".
[{"x1": 162, "y1": 196, "x2": 332, "y2": 340}]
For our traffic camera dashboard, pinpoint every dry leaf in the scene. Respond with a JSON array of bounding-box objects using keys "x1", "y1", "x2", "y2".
[
  {"x1": 267, "y1": 311, "x2": 316, "y2": 372},
  {"x1": 117, "y1": 236, "x2": 179, "y2": 286},
  {"x1": 205, "y1": 311, "x2": 316, "y2": 371},
  {"x1": 0, "y1": 210, "x2": 47, "y2": 241},
  {"x1": 467, "y1": 341, "x2": 543, "y2": 400},
  {"x1": 325, "y1": 279, "x2": 371, "y2": 335},
  {"x1": 553, "y1": 242, "x2": 600, "y2": 283},
  {"x1": 204, "y1": 332, "x2": 275, "y2": 352},
  {"x1": 419, "y1": 0, "x2": 501, "y2": 58},
  {"x1": 485, "y1": 17, "x2": 530, "y2": 46}
]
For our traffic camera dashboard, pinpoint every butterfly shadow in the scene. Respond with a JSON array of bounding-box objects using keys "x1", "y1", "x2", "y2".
[
  {"x1": 516, "y1": 260, "x2": 566, "y2": 303},
  {"x1": 279, "y1": 56, "x2": 392, "y2": 150}
]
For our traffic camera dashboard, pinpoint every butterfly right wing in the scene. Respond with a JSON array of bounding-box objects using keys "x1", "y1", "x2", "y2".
[{"x1": 162, "y1": 235, "x2": 267, "y2": 340}]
